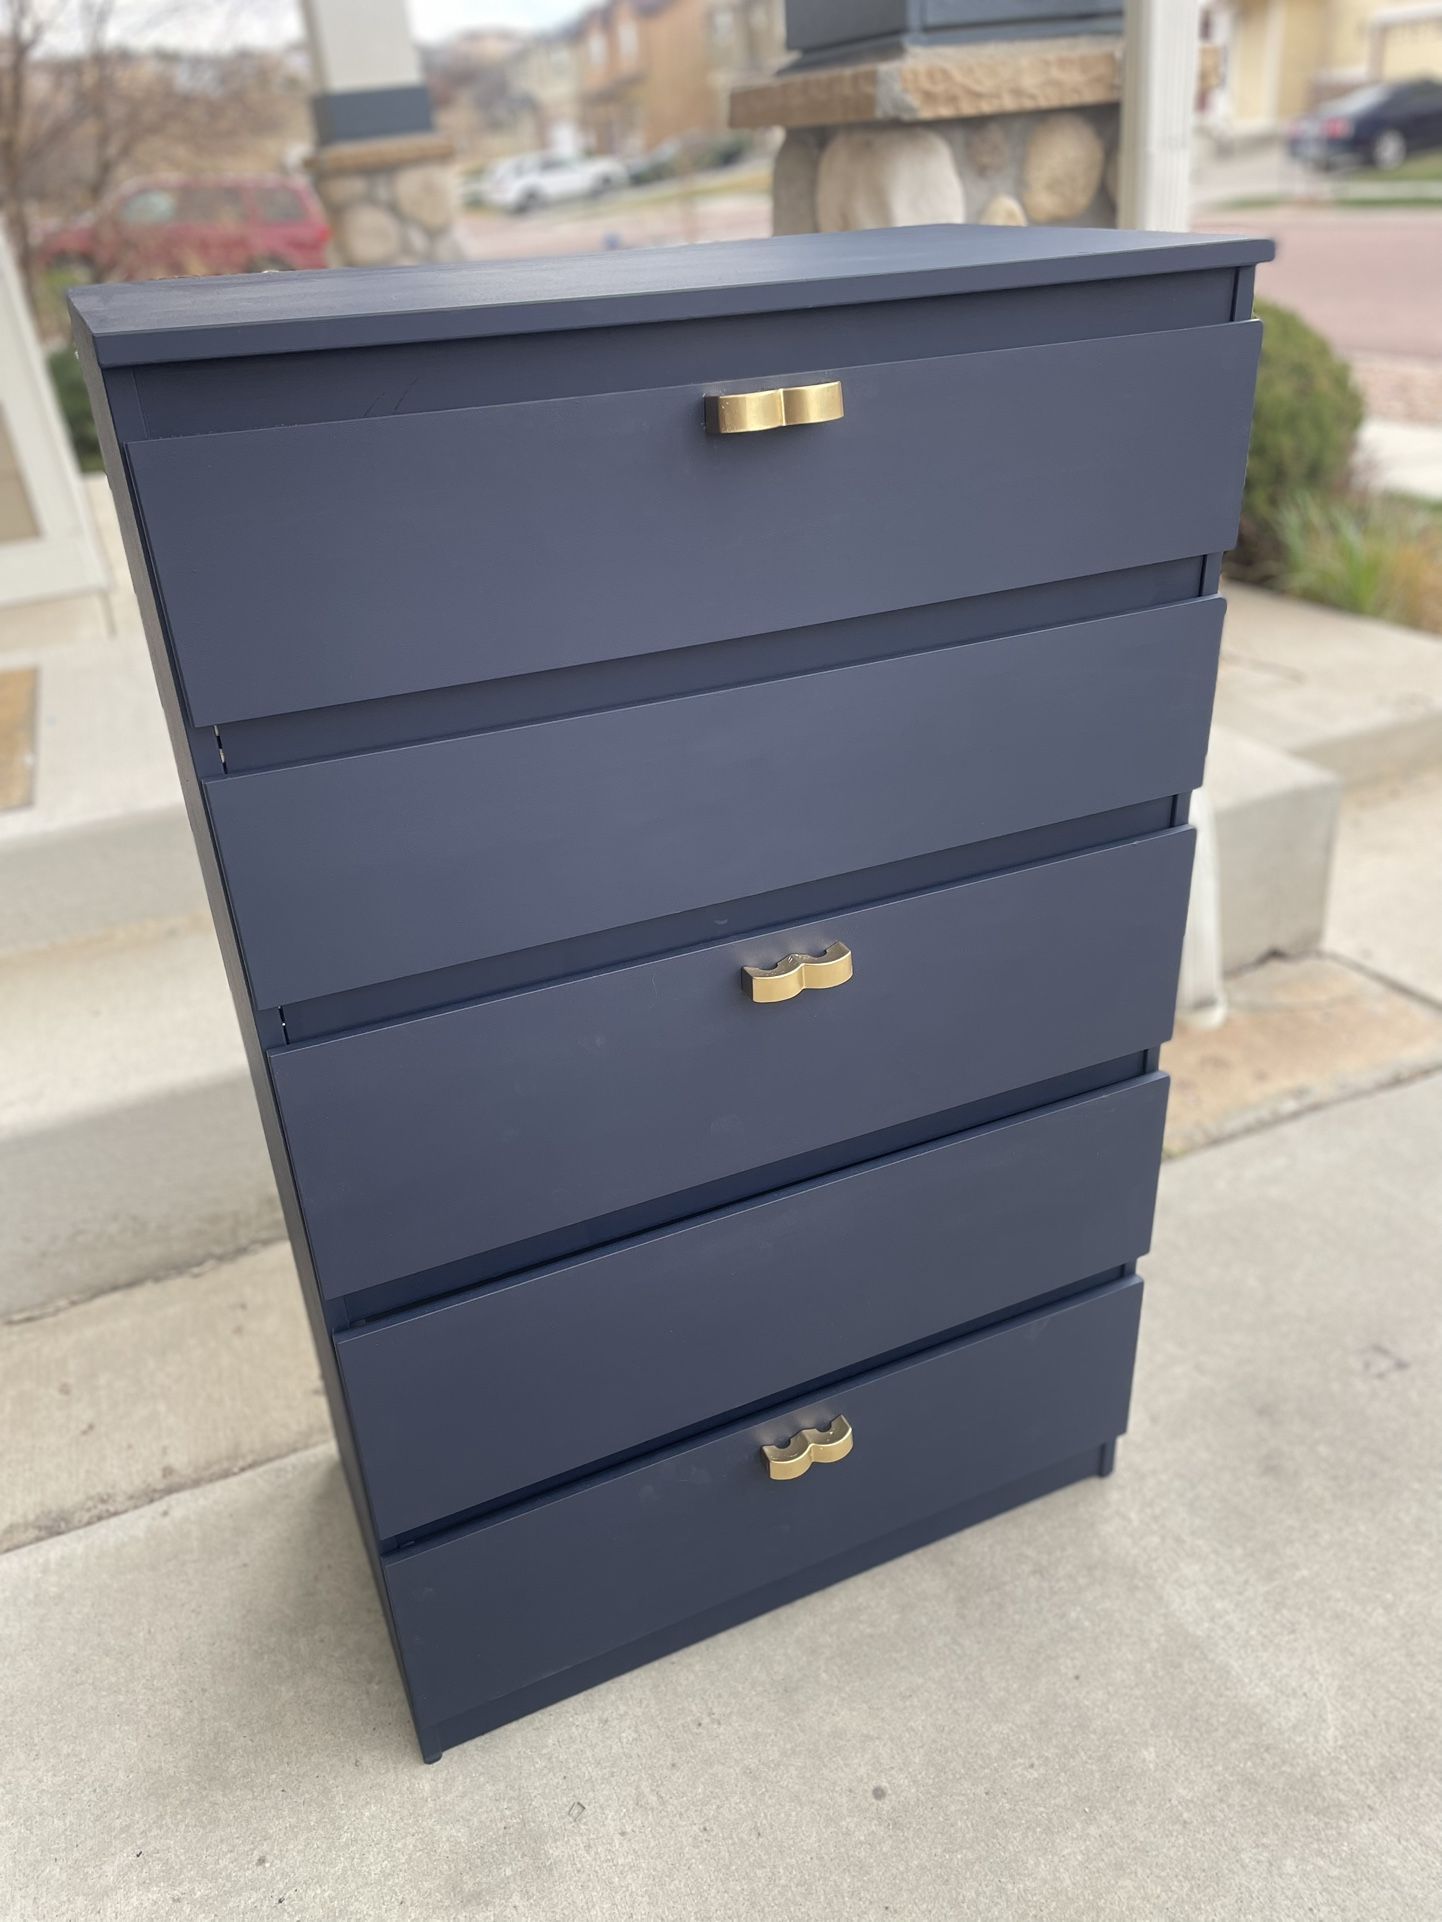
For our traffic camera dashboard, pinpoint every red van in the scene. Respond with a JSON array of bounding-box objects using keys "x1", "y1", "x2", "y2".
[{"x1": 39, "y1": 174, "x2": 330, "y2": 281}]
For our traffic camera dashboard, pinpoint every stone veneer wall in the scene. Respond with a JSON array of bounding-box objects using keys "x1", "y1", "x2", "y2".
[
  {"x1": 734, "y1": 35, "x2": 1217, "y2": 234},
  {"x1": 308, "y1": 132, "x2": 464, "y2": 268},
  {"x1": 775, "y1": 107, "x2": 1117, "y2": 232}
]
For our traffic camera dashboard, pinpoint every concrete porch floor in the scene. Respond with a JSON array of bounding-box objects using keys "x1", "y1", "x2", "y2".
[{"x1": 2, "y1": 1071, "x2": 1438, "y2": 1922}]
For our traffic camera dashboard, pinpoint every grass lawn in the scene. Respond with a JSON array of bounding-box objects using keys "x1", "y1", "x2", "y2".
[
  {"x1": 1353, "y1": 148, "x2": 1442, "y2": 184},
  {"x1": 1218, "y1": 146, "x2": 1442, "y2": 213}
]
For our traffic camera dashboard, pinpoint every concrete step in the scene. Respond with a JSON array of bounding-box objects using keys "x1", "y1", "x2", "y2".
[
  {"x1": 0, "y1": 474, "x2": 205, "y2": 958},
  {"x1": 1, "y1": 1239, "x2": 322, "y2": 1554},
  {"x1": 1216, "y1": 583, "x2": 1442, "y2": 788},
  {"x1": 0, "y1": 917, "x2": 282, "y2": 1318},
  {"x1": 0, "y1": 624, "x2": 204, "y2": 959},
  {"x1": 1325, "y1": 765, "x2": 1442, "y2": 1008},
  {"x1": 1205, "y1": 723, "x2": 1341, "y2": 973}
]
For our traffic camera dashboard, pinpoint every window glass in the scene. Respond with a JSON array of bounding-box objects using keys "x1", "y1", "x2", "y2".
[
  {"x1": 117, "y1": 188, "x2": 178, "y2": 226},
  {"x1": 176, "y1": 185, "x2": 248, "y2": 224},
  {"x1": 255, "y1": 185, "x2": 306, "y2": 223},
  {"x1": 1324, "y1": 84, "x2": 1391, "y2": 115}
]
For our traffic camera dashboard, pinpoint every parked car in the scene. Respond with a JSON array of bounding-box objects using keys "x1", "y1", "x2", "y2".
[
  {"x1": 37, "y1": 174, "x2": 329, "y2": 282},
  {"x1": 473, "y1": 152, "x2": 628, "y2": 215},
  {"x1": 1287, "y1": 77, "x2": 1442, "y2": 171}
]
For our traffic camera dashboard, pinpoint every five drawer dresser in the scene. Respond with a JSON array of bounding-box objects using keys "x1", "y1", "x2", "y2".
[{"x1": 72, "y1": 223, "x2": 1269, "y2": 1761}]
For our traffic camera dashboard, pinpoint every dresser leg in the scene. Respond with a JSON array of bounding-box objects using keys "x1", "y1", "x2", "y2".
[{"x1": 1097, "y1": 1438, "x2": 1118, "y2": 1478}]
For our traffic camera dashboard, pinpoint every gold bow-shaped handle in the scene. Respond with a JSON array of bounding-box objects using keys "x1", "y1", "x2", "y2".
[
  {"x1": 743, "y1": 940, "x2": 852, "y2": 1005},
  {"x1": 704, "y1": 380, "x2": 844, "y2": 435},
  {"x1": 762, "y1": 1415, "x2": 854, "y2": 1482}
]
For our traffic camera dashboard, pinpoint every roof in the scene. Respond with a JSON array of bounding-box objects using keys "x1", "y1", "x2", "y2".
[{"x1": 69, "y1": 223, "x2": 1274, "y2": 369}]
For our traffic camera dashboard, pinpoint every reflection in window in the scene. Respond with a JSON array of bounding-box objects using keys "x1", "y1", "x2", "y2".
[
  {"x1": 176, "y1": 186, "x2": 248, "y2": 224},
  {"x1": 255, "y1": 186, "x2": 306, "y2": 223},
  {"x1": 117, "y1": 188, "x2": 179, "y2": 226}
]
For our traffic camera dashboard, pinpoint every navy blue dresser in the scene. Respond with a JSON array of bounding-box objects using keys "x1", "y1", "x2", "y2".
[{"x1": 72, "y1": 225, "x2": 1269, "y2": 1760}]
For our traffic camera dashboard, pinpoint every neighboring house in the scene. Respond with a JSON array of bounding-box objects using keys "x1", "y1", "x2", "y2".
[
  {"x1": 1372, "y1": 1, "x2": 1442, "y2": 78},
  {"x1": 508, "y1": 23, "x2": 586, "y2": 156},
  {"x1": 640, "y1": 0, "x2": 786, "y2": 149},
  {"x1": 580, "y1": 0, "x2": 648, "y2": 157},
  {"x1": 1207, "y1": 0, "x2": 1442, "y2": 134},
  {"x1": 575, "y1": 0, "x2": 784, "y2": 157}
]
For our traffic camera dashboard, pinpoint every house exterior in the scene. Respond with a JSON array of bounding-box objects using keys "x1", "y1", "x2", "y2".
[
  {"x1": 575, "y1": 0, "x2": 784, "y2": 157},
  {"x1": 640, "y1": 0, "x2": 787, "y2": 148},
  {"x1": 508, "y1": 24, "x2": 585, "y2": 156},
  {"x1": 1207, "y1": 0, "x2": 1442, "y2": 133},
  {"x1": 579, "y1": 0, "x2": 648, "y2": 157}
]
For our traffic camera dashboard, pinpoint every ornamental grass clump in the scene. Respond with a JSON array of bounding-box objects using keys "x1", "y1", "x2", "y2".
[
  {"x1": 1230, "y1": 300, "x2": 1364, "y2": 584},
  {"x1": 1278, "y1": 493, "x2": 1442, "y2": 633}
]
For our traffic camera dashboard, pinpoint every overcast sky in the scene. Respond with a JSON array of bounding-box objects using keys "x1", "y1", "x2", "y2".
[
  {"x1": 409, "y1": 0, "x2": 581, "y2": 34},
  {"x1": 52, "y1": 1, "x2": 587, "y2": 52}
]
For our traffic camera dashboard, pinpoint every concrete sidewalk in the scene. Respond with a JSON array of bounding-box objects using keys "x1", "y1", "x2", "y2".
[
  {"x1": 1360, "y1": 417, "x2": 1442, "y2": 504},
  {"x1": 3, "y1": 1074, "x2": 1438, "y2": 1922}
]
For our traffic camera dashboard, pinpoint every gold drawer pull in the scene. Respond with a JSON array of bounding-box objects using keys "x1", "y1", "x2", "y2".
[
  {"x1": 704, "y1": 379, "x2": 844, "y2": 435},
  {"x1": 743, "y1": 940, "x2": 852, "y2": 1004},
  {"x1": 763, "y1": 1415, "x2": 854, "y2": 1481}
]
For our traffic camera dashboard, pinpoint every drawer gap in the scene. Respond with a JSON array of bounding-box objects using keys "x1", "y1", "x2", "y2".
[
  {"x1": 272, "y1": 802, "x2": 1176, "y2": 1047},
  {"x1": 332, "y1": 1053, "x2": 1150, "y2": 1327},
  {"x1": 375, "y1": 1266, "x2": 1133, "y2": 1555},
  {"x1": 130, "y1": 269, "x2": 1245, "y2": 436},
  {"x1": 209, "y1": 560, "x2": 1204, "y2": 774}
]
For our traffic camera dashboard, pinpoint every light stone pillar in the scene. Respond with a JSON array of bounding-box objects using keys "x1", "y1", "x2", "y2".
[
  {"x1": 300, "y1": 0, "x2": 463, "y2": 268},
  {"x1": 734, "y1": 18, "x2": 1219, "y2": 236}
]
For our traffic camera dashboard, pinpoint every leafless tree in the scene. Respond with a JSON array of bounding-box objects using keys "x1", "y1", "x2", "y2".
[{"x1": 1, "y1": 0, "x2": 305, "y2": 313}]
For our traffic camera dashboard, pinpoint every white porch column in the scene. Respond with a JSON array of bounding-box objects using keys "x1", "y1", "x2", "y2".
[
  {"x1": 299, "y1": 0, "x2": 462, "y2": 268},
  {"x1": 1118, "y1": 0, "x2": 1203, "y2": 230}
]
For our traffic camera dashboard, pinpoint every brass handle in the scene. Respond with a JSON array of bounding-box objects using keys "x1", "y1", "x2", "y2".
[
  {"x1": 743, "y1": 940, "x2": 852, "y2": 1005},
  {"x1": 704, "y1": 380, "x2": 844, "y2": 435},
  {"x1": 763, "y1": 1415, "x2": 854, "y2": 1481}
]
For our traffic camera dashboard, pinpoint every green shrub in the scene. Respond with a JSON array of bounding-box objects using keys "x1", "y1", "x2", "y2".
[
  {"x1": 1278, "y1": 492, "x2": 1442, "y2": 633},
  {"x1": 1231, "y1": 300, "x2": 1364, "y2": 581},
  {"x1": 47, "y1": 345, "x2": 103, "y2": 473}
]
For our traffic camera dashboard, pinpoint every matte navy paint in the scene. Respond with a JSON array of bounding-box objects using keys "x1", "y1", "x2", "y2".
[{"x1": 71, "y1": 225, "x2": 1269, "y2": 1760}]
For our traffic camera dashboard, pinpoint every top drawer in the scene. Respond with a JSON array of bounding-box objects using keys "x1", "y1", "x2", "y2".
[{"x1": 128, "y1": 322, "x2": 1261, "y2": 725}]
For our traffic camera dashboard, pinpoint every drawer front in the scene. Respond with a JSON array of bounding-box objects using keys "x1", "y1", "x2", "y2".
[
  {"x1": 210, "y1": 599, "x2": 1221, "y2": 1010},
  {"x1": 339, "y1": 1073, "x2": 1166, "y2": 1539},
  {"x1": 384, "y1": 1275, "x2": 1142, "y2": 1734},
  {"x1": 130, "y1": 323, "x2": 1260, "y2": 725},
  {"x1": 272, "y1": 828, "x2": 1193, "y2": 1297}
]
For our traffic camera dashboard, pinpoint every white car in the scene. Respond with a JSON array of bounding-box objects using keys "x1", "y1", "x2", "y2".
[{"x1": 474, "y1": 152, "x2": 628, "y2": 215}]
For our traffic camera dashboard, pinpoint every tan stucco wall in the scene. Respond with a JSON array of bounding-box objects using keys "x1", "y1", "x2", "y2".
[
  {"x1": 1277, "y1": 0, "x2": 1329, "y2": 115},
  {"x1": 642, "y1": 0, "x2": 722, "y2": 148},
  {"x1": 1375, "y1": 14, "x2": 1442, "y2": 80},
  {"x1": 1223, "y1": 0, "x2": 1442, "y2": 124},
  {"x1": 1225, "y1": 0, "x2": 1284, "y2": 125}
]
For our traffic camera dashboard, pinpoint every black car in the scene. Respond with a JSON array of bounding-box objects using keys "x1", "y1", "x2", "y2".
[{"x1": 1287, "y1": 77, "x2": 1442, "y2": 171}]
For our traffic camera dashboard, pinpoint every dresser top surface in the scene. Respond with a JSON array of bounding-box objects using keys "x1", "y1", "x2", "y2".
[{"x1": 70, "y1": 223, "x2": 1273, "y2": 369}]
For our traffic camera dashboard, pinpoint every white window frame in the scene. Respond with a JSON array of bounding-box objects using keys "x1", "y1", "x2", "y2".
[{"x1": 0, "y1": 234, "x2": 108, "y2": 611}]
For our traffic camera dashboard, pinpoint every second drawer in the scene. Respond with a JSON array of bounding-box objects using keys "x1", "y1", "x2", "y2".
[
  {"x1": 208, "y1": 598, "x2": 1222, "y2": 1009},
  {"x1": 337, "y1": 1072, "x2": 1167, "y2": 1540}
]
